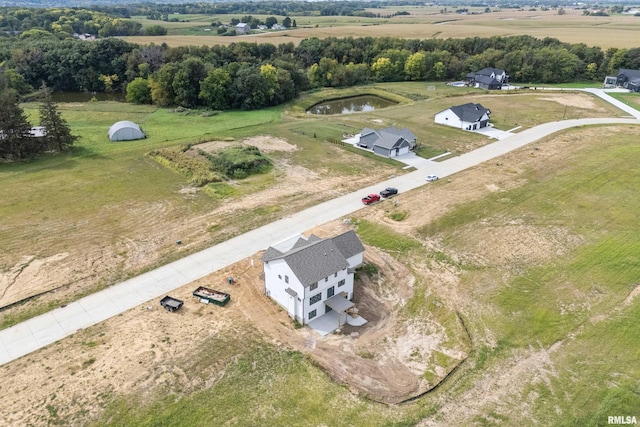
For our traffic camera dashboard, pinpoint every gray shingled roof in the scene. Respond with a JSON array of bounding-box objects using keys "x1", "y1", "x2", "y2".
[
  {"x1": 283, "y1": 239, "x2": 349, "y2": 286},
  {"x1": 291, "y1": 234, "x2": 321, "y2": 250},
  {"x1": 262, "y1": 231, "x2": 363, "y2": 287},
  {"x1": 330, "y1": 230, "x2": 365, "y2": 259},
  {"x1": 449, "y1": 103, "x2": 490, "y2": 122},
  {"x1": 374, "y1": 131, "x2": 405, "y2": 150},
  {"x1": 475, "y1": 75, "x2": 501, "y2": 86},
  {"x1": 262, "y1": 246, "x2": 283, "y2": 262},
  {"x1": 476, "y1": 67, "x2": 504, "y2": 77},
  {"x1": 380, "y1": 126, "x2": 416, "y2": 143},
  {"x1": 618, "y1": 69, "x2": 640, "y2": 79}
]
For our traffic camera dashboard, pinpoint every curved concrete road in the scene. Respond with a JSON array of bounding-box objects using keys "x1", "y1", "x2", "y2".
[{"x1": 1, "y1": 98, "x2": 638, "y2": 366}]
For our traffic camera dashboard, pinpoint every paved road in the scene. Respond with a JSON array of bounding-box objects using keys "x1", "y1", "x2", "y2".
[{"x1": 1, "y1": 98, "x2": 638, "y2": 367}]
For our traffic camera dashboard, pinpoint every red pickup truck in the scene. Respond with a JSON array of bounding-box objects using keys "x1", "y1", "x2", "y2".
[{"x1": 362, "y1": 194, "x2": 381, "y2": 205}]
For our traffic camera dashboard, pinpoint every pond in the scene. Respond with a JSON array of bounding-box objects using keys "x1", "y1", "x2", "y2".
[{"x1": 306, "y1": 95, "x2": 397, "y2": 115}]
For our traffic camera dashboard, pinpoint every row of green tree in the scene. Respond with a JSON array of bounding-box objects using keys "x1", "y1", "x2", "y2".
[
  {"x1": 2, "y1": 33, "x2": 640, "y2": 111},
  {"x1": 0, "y1": 81, "x2": 76, "y2": 161},
  {"x1": 0, "y1": 7, "x2": 141, "y2": 36},
  {"x1": 132, "y1": 1, "x2": 395, "y2": 19}
]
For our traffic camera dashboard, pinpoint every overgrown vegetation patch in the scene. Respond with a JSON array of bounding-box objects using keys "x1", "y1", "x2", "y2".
[{"x1": 150, "y1": 143, "x2": 272, "y2": 186}]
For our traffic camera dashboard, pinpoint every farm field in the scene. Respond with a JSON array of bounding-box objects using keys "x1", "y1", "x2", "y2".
[
  {"x1": 0, "y1": 85, "x2": 639, "y2": 425},
  {"x1": 125, "y1": 8, "x2": 640, "y2": 49}
]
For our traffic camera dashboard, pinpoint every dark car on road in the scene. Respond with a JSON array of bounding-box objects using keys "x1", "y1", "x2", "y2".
[
  {"x1": 380, "y1": 187, "x2": 398, "y2": 198},
  {"x1": 362, "y1": 194, "x2": 381, "y2": 205}
]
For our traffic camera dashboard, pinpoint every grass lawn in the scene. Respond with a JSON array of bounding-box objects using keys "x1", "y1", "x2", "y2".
[
  {"x1": 417, "y1": 126, "x2": 640, "y2": 423},
  {"x1": 95, "y1": 339, "x2": 413, "y2": 427}
]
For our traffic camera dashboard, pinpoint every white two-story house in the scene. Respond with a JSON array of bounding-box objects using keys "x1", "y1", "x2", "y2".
[{"x1": 261, "y1": 230, "x2": 364, "y2": 325}]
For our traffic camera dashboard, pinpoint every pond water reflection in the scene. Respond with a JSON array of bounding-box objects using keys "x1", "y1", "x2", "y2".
[{"x1": 307, "y1": 95, "x2": 397, "y2": 115}]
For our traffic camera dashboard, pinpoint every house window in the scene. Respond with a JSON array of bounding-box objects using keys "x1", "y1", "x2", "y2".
[
  {"x1": 285, "y1": 275, "x2": 289, "y2": 284},
  {"x1": 310, "y1": 293, "x2": 321, "y2": 305},
  {"x1": 327, "y1": 286, "x2": 334, "y2": 298},
  {"x1": 309, "y1": 309, "x2": 317, "y2": 320},
  {"x1": 325, "y1": 277, "x2": 328, "y2": 282},
  {"x1": 338, "y1": 279, "x2": 346, "y2": 287},
  {"x1": 310, "y1": 282, "x2": 318, "y2": 291},
  {"x1": 278, "y1": 274, "x2": 282, "y2": 280},
  {"x1": 334, "y1": 272, "x2": 337, "y2": 278}
]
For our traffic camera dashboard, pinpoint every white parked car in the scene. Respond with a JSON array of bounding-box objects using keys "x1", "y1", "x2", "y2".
[{"x1": 426, "y1": 175, "x2": 439, "y2": 182}]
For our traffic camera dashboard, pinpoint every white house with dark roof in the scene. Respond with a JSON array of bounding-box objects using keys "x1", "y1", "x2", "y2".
[
  {"x1": 262, "y1": 230, "x2": 364, "y2": 325},
  {"x1": 356, "y1": 126, "x2": 417, "y2": 157},
  {"x1": 434, "y1": 103, "x2": 491, "y2": 131}
]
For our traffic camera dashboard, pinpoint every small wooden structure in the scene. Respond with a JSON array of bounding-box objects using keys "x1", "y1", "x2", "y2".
[
  {"x1": 160, "y1": 296, "x2": 184, "y2": 312},
  {"x1": 193, "y1": 286, "x2": 231, "y2": 307}
]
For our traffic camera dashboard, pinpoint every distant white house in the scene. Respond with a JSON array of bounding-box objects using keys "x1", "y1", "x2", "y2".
[
  {"x1": 262, "y1": 230, "x2": 364, "y2": 325},
  {"x1": 235, "y1": 23, "x2": 250, "y2": 34},
  {"x1": 435, "y1": 103, "x2": 491, "y2": 131},
  {"x1": 74, "y1": 33, "x2": 96, "y2": 41}
]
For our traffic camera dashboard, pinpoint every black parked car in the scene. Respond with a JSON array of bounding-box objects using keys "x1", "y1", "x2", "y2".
[{"x1": 380, "y1": 187, "x2": 398, "y2": 198}]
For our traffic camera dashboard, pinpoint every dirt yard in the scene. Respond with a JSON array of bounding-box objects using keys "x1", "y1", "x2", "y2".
[{"x1": 1, "y1": 117, "x2": 635, "y2": 424}]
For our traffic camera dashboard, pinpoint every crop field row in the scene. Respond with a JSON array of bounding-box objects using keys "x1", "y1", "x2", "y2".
[{"x1": 125, "y1": 8, "x2": 640, "y2": 49}]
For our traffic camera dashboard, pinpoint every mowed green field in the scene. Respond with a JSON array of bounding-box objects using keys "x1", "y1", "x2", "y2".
[{"x1": 125, "y1": 7, "x2": 640, "y2": 49}]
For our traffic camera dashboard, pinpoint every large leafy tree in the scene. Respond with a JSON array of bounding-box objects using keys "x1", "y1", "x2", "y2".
[
  {"x1": 38, "y1": 84, "x2": 77, "y2": 152},
  {"x1": 172, "y1": 57, "x2": 207, "y2": 107},
  {"x1": 126, "y1": 77, "x2": 152, "y2": 104},
  {"x1": 199, "y1": 68, "x2": 232, "y2": 110},
  {"x1": 404, "y1": 52, "x2": 427, "y2": 81}
]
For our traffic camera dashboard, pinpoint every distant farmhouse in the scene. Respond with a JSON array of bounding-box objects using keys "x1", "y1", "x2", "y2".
[
  {"x1": 235, "y1": 23, "x2": 250, "y2": 34},
  {"x1": 617, "y1": 69, "x2": 640, "y2": 92},
  {"x1": 466, "y1": 67, "x2": 508, "y2": 90},
  {"x1": 355, "y1": 126, "x2": 417, "y2": 158},
  {"x1": 262, "y1": 230, "x2": 364, "y2": 326},
  {"x1": 435, "y1": 103, "x2": 491, "y2": 131}
]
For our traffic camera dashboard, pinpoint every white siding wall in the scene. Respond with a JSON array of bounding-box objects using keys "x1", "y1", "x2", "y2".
[
  {"x1": 264, "y1": 259, "x2": 304, "y2": 321},
  {"x1": 303, "y1": 268, "x2": 353, "y2": 323},
  {"x1": 346, "y1": 253, "x2": 363, "y2": 269},
  {"x1": 434, "y1": 110, "x2": 463, "y2": 129}
]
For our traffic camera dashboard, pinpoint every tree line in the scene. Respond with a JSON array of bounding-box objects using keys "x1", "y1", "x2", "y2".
[
  {"x1": 0, "y1": 7, "x2": 141, "y2": 37},
  {"x1": 1, "y1": 33, "x2": 640, "y2": 112}
]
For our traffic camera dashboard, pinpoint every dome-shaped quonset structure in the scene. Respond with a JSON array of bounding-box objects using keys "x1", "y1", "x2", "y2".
[{"x1": 108, "y1": 121, "x2": 146, "y2": 141}]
